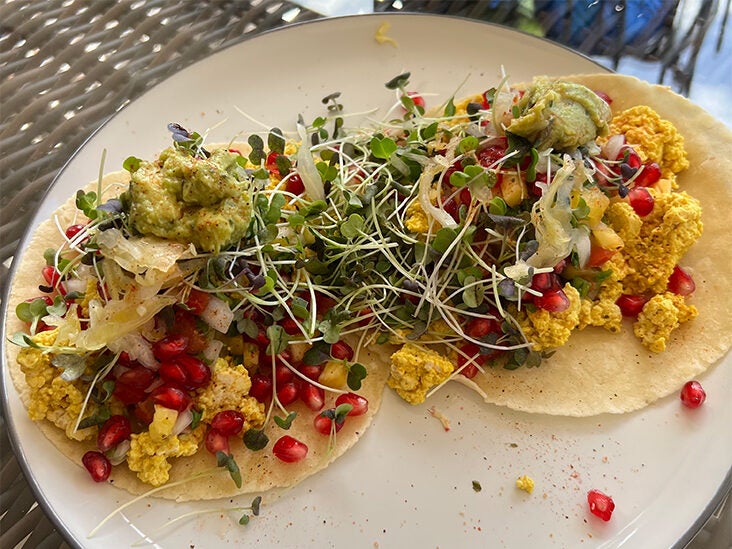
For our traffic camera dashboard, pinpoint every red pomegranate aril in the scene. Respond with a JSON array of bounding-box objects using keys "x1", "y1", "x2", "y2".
[
  {"x1": 680, "y1": 380, "x2": 706, "y2": 408},
  {"x1": 249, "y1": 374, "x2": 273, "y2": 402},
  {"x1": 151, "y1": 384, "x2": 191, "y2": 412},
  {"x1": 477, "y1": 138, "x2": 508, "y2": 167},
  {"x1": 117, "y1": 366, "x2": 155, "y2": 389},
  {"x1": 313, "y1": 411, "x2": 345, "y2": 435},
  {"x1": 616, "y1": 294, "x2": 649, "y2": 317},
  {"x1": 623, "y1": 147, "x2": 642, "y2": 169},
  {"x1": 97, "y1": 415, "x2": 132, "y2": 452},
  {"x1": 204, "y1": 428, "x2": 230, "y2": 455},
  {"x1": 172, "y1": 309, "x2": 209, "y2": 354},
  {"x1": 534, "y1": 289, "x2": 570, "y2": 312},
  {"x1": 594, "y1": 90, "x2": 612, "y2": 104},
  {"x1": 177, "y1": 355, "x2": 211, "y2": 389},
  {"x1": 210, "y1": 410, "x2": 245, "y2": 436},
  {"x1": 300, "y1": 383, "x2": 325, "y2": 411},
  {"x1": 299, "y1": 364, "x2": 323, "y2": 381},
  {"x1": 65, "y1": 224, "x2": 86, "y2": 240},
  {"x1": 281, "y1": 317, "x2": 301, "y2": 335},
  {"x1": 465, "y1": 317, "x2": 500, "y2": 339},
  {"x1": 158, "y1": 361, "x2": 189, "y2": 386},
  {"x1": 530, "y1": 272, "x2": 561, "y2": 292},
  {"x1": 406, "y1": 91, "x2": 425, "y2": 110},
  {"x1": 667, "y1": 265, "x2": 695, "y2": 296},
  {"x1": 634, "y1": 162, "x2": 662, "y2": 187},
  {"x1": 285, "y1": 173, "x2": 305, "y2": 195},
  {"x1": 152, "y1": 335, "x2": 189, "y2": 361},
  {"x1": 265, "y1": 151, "x2": 281, "y2": 174},
  {"x1": 335, "y1": 392, "x2": 369, "y2": 416},
  {"x1": 272, "y1": 435, "x2": 308, "y2": 463},
  {"x1": 113, "y1": 382, "x2": 147, "y2": 405},
  {"x1": 277, "y1": 381, "x2": 300, "y2": 406},
  {"x1": 82, "y1": 451, "x2": 112, "y2": 482},
  {"x1": 185, "y1": 289, "x2": 211, "y2": 316},
  {"x1": 41, "y1": 266, "x2": 60, "y2": 285},
  {"x1": 587, "y1": 489, "x2": 615, "y2": 521},
  {"x1": 275, "y1": 363, "x2": 295, "y2": 385},
  {"x1": 627, "y1": 186, "x2": 654, "y2": 217},
  {"x1": 330, "y1": 340, "x2": 354, "y2": 361},
  {"x1": 442, "y1": 197, "x2": 460, "y2": 223}
]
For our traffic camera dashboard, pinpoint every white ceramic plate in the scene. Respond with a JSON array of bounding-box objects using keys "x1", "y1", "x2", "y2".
[{"x1": 3, "y1": 13, "x2": 730, "y2": 549}]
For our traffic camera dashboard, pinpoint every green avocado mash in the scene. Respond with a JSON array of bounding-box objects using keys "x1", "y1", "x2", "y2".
[
  {"x1": 125, "y1": 147, "x2": 251, "y2": 253},
  {"x1": 507, "y1": 78, "x2": 611, "y2": 151}
]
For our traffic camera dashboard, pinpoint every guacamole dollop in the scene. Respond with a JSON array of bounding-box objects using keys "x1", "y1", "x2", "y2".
[
  {"x1": 126, "y1": 147, "x2": 251, "y2": 253},
  {"x1": 507, "y1": 78, "x2": 611, "y2": 151}
]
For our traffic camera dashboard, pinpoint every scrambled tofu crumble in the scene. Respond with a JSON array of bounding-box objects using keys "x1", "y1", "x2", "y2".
[
  {"x1": 516, "y1": 475, "x2": 535, "y2": 494},
  {"x1": 388, "y1": 343, "x2": 454, "y2": 404}
]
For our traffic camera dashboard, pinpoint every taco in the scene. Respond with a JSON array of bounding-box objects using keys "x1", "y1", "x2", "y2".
[{"x1": 4, "y1": 140, "x2": 390, "y2": 501}]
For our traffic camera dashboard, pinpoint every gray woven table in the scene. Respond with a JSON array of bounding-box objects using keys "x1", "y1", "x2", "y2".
[{"x1": 1, "y1": 1, "x2": 730, "y2": 547}]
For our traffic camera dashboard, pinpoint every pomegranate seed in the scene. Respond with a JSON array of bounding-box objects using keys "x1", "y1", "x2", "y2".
[
  {"x1": 97, "y1": 415, "x2": 132, "y2": 452},
  {"x1": 442, "y1": 197, "x2": 460, "y2": 223},
  {"x1": 623, "y1": 148, "x2": 642, "y2": 169},
  {"x1": 627, "y1": 187, "x2": 654, "y2": 217},
  {"x1": 42, "y1": 266, "x2": 62, "y2": 287},
  {"x1": 185, "y1": 289, "x2": 211, "y2": 315},
  {"x1": 272, "y1": 435, "x2": 308, "y2": 463},
  {"x1": 667, "y1": 265, "x2": 695, "y2": 296},
  {"x1": 204, "y1": 428, "x2": 230, "y2": 455},
  {"x1": 594, "y1": 90, "x2": 612, "y2": 104},
  {"x1": 275, "y1": 363, "x2": 294, "y2": 385},
  {"x1": 152, "y1": 335, "x2": 189, "y2": 361},
  {"x1": 335, "y1": 392, "x2": 369, "y2": 416},
  {"x1": 406, "y1": 91, "x2": 425, "y2": 110},
  {"x1": 281, "y1": 317, "x2": 301, "y2": 335},
  {"x1": 299, "y1": 364, "x2": 323, "y2": 381},
  {"x1": 82, "y1": 451, "x2": 112, "y2": 482},
  {"x1": 635, "y1": 162, "x2": 662, "y2": 187},
  {"x1": 158, "y1": 360, "x2": 189, "y2": 386},
  {"x1": 476, "y1": 138, "x2": 508, "y2": 167},
  {"x1": 172, "y1": 309, "x2": 209, "y2": 354},
  {"x1": 277, "y1": 381, "x2": 300, "y2": 406},
  {"x1": 587, "y1": 489, "x2": 615, "y2": 521},
  {"x1": 330, "y1": 340, "x2": 354, "y2": 361},
  {"x1": 285, "y1": 173, "x2": 305, "y2": 195},
  {"x1": 151, "y1": 384, "x2": 191, "y2": 412},
  {"x1": 65, "y1": 224, "x2": 86, "y2": 240},
  {"x1": 313, "y1": 411, "x2": 345, "y2": 435},
  {"x1": 530, "y1": 272, "x2": 561, "y2": 292},
  {"x1": 265, "y1": 151, "x2": 281, "y2": 174},
  {"x1": 249, "y1": 374, "x2": 273, "y2": 402},
  {"x1": 210, "y1": 410, "x2": 245, "y2": 436},
  {"x1": 533, "y1": 289, "x2": 570, "y2": 312},
  {"x1": 117, "y1": 366, "x2": 155, "y2": 389},
  {"x1": 300, "y1": 383, "x2": 325, "y2": 411},
  {"x1": 680, "y1": 380, "x2": 706, "y2": 408},
  {"x1": 177, "y1": 355, "x2": 211, "y2": 389},
  {"x1": 112, "y1": 382, "x2": 147, "y2": 405},
  {"x1": 616, "y1": 294, "x2": 649, "y2": 317},
  {"x1": 456, "y1": 343, "x2": 484, "y2": 378},
  {"x1": 465, "y1": 317, "x2": 500, "y2": 339}
]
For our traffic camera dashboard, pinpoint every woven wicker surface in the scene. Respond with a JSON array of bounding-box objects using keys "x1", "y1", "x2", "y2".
[{"x1": 1, "y1": 1, "x2": 730, "y2": 547}]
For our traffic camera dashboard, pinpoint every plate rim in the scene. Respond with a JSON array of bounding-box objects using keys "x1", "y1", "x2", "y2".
[{"x1": 1, "y1": 11, "x2": 727, "y2": 549}]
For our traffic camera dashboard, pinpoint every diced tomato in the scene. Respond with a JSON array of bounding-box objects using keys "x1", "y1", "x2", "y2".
[
  {"x1": 185, "y1": 289, "x2": 210, "y2": 316},
  {"x1": 587, "y1": 245, "x2": 617, "y2": 268}
]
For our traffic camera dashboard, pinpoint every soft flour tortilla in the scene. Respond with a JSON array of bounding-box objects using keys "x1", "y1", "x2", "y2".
[
  {"x1": 463, "y1": 74, "x2": 732, "y2": 416},
  {"x1": 4, "y1": 162, "x2": 389, "y2": 502}
]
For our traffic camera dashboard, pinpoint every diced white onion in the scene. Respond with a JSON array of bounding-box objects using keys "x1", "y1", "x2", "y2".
[
  {"x1": 202, "y1": 339, "x2": 224, "y2": 362},
  {"x1": 64, "y1": 278, "x2": 87, "y2": 295},
  {"x1": 173, "y1": 408, "x2": 193, "y2": 436},
  {"x1": 107, "y1": 439, "x2": 131, "y2": 466},
  {"x1": 602, "y1": 134, "x2": 625, "y2": 161},
  {"x1": 200, "y1": 295, "x2": 234, "y2": 334},
  {"x1": 108, "y1": 332, "x2": 158, "y2": 370}
]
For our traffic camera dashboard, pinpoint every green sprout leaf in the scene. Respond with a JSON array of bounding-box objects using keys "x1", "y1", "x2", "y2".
[
  {"x1": 76, "y1": 190, "x2": 99, "y2": 220},
  {"x1": 274, "y1": 411, "x2": 297, "y2": 430},
  {"x1": 265, "y1": 325, "x2": 289, "y2": 356},
  {"x1": 385, "y1": 72, "x2": 410, "y2": 90},
  {"x1": 216, "y1": 452, "x2": 242, "y2": 489},
  {"x1": 347, "y1": 363, "x2": 367, "y2": 390},
  {"x1": 243, "y1": 428, "x2": 269, "y2": 451},
  {"x1": 370, "y1": 136, "x2": 397, "y2": 160},
  {"x1": 122, "y1": 156, "x2": 142, "y2": 173}
]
